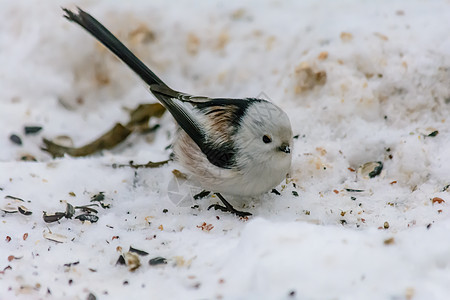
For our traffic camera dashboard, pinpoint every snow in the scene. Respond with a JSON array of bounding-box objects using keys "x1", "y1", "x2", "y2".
[{"x1": 1, "y1": 0, "x2": 450, "y2": 299}]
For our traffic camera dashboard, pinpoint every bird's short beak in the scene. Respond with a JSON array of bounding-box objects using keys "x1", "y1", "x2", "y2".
[{"x1": 279, "y1": 143, "x2": 290, "y2": 154}]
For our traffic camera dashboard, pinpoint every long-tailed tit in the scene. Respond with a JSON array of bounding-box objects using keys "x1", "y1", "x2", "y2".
[{"x1": 63, "y1": 8, "x2": 293, "y2": 217}]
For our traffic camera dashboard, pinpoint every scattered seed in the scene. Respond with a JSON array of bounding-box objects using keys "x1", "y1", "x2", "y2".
[
  {"x1": 116, "y1": 255, "x2": 126, "y2": 266},
  {"x1": 384, "y1": 221, "x2": 389, "y2": 229},
  {"x1": 426, "y1": 223, "x2": 432, "y2": 229},
  {"x1": 129, "y1": 246, "x2": 149, "y2": 256},
  {"x1": 65, "y1": 203, "x2": 75, "y2": 218},
  {"x1": 292, "y1": 191, "x2": 299, "y2": 197},
  {"x1": 23, "y1": 233, "x2": 28, "y2": 240},
  {"x1": 90, "y1": 192, "x2": 105, "y2": 202},
  {"x1": 6, "y1": 236, "x2": 11, "y2": 242},
  {"x1": 271, "y1": 189, "x2": 281, "y2": 195},
  {"x1": 43, "y1": 231, "x2": 67, "y2": 243},
  {"x1": 197, "y1": 222, "x2": 214, "y2": 232},
  {"x1": 21, "y1": 154, "x2": 37, "y2": 162},
  {"x1": 1, "y1": 204, "x2": 18, "y2": 213},
  {"x1": 432, "y1": 197, "x2": 445, "y2": 204},
  {"x1": 87, "y1": 292, "x2": 96, "y2": 300},
  {"x1": 43, "y1": 212, "x2": 66, "y2": 223},
  {"x1": 149, "y1": 257, "x2": 167, "y2": 266},
  {"x1": 75, "y1": 214, "x2": 99, "y2": 223},
  {"x1": 63, "y1": 261, "x2": 80, "y2": 267},
  {"x1": 345, "y1": 188, "x2": 365, "y2": 192},
  {"x1": 10, "y1": 134, "x2": 22, "y2": 145},
  {"x1": 359, "y1": 161, "x2": 383, "y2": 178},
  {"x1": 5, "y1": 195, "x2": 25, "y2": 202},
  {"x1": 24, "y1": 126, "x2": 43, "y2": 135},
  {"x1": 384, "y1": 237, "x2": 395, "y2": 245},
  {"x1": 18, "y1": 205, "x2": 32, "y2": 216},
  {"x1": 162, "y1": 209, "x2": 168, "y2": 213},
  {"x1": 74, "y1": 205, "x2": 99, "y2": 214}
]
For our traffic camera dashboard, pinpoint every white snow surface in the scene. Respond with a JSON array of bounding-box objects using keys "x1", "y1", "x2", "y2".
[{"x1": 1, "y1": 0, "x2": 450, "y2": 299}]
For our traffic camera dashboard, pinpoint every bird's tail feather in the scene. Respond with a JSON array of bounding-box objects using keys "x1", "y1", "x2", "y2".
[{"x1": 63, "y1": 7, "x2": 167, "y2": 88}]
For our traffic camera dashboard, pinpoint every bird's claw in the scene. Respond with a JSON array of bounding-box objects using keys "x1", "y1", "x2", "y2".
[{"x1": 207, "y1": 204, "x2": 252, "y2": 218}]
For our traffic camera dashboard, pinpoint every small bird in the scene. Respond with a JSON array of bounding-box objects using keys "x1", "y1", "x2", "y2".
[{"x1": 63, "y1": 8, "x2": 293, "y2": 217}]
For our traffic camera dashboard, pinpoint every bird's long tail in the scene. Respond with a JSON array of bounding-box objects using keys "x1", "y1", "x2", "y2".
[{"x1": 63, "y1": 7, "x2": 167, "y2": 88}]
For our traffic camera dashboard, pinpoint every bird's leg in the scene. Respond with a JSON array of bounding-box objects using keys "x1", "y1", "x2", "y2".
[{"x1": 208, "y1": 193, "x2": 252, "y2": 217}]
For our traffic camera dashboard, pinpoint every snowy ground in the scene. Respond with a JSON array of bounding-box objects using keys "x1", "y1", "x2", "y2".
[{"x1": 1, "y1": 0, "x2": 450, "y2": 299}]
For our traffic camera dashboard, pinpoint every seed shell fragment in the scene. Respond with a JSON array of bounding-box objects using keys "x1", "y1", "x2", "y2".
[
  {"x1": 149, "y1": 257, "x2": 167, "y2": 266},
  {"x1": 129, "y1": 246, "x2": 149, "y2": 256},
  {"x1": 43, "y1": 212, "x2": 66, "y2": 223},
  {"x1": 75, "y1": 214, "x2": 99, "y2": 223}
]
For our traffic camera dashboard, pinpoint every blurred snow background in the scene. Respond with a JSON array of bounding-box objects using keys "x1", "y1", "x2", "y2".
[{"x1": 1, "y1": 0, "x2": 450, "y2": 299}]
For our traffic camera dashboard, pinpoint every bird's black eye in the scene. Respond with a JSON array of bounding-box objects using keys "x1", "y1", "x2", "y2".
[{"x1": 262, "y1": 135, "x2": 272, "y2": 144}]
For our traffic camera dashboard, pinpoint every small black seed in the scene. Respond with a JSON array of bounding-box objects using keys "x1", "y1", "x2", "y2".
[
  {"x1": 74, "y1": 205, "x2": 99, "y2": 214},
  {"x1": 428, "y1": 130, "x2": 439, "y2": 137},
  {"x1": 149, "y1": 257, "x2": 167, "y2": 266},
  {"x1": 75, "y1": 214, "x2": 99, "y2": 223},
  {"x1": 64, "y1": 261, "x2": 80, "y2": 267},
  {"x1": 345, "y1": 188, "x2": 365, "y2": 193},
  {"x1": 340, "y1": 220, "x2": 347, "y2": 225},
  {"x1": 162, "y1": 209, "x2": 168, "y2": 213},
  {"x1": 116, "y1": 255, "x2": 126, "y2": 266},
  {"x1": 10, "y1": 134, "x2": 22, "y2": 145},
  {"x1": 351, "y1": 197, "x2": 356, "y2": 201},
  {"x1": 293, "y1": 134, "x2": 300, "y2": 139},
  {"x1": 65, "y1": 203, "x2": 75, "y2": 219},
  {"x1": 87, "y1": 292, "x2": 96, "y2": 300},
  {"x1": 271, "y1": 189, "x2": 281, "y2": 195},
  {"x1": 123, "y1": 281, "x2": 129, "y2": 285},
  {"x1": 43, "y1": 212, "x2": 66, "y2": 223},
  {"x1": 367, "y1": 162, "x2": 383, "y2": 178},
  {"x1": 289, "y1": 290, "x2": 296, "y2": 297},
  {"x1": 5, "y1": 195, "x2": 25, "y2": 201},
  {"x1": 24, "y1": 126, "x2": 43, "y2": 135},
  {"x1": 21, "y1": 155, "x2": 37, "y2": 162},
  {"x1": 292, "y1": 191, "x2": 299, "y2": 197},
  {"x1": 427, "y1": 223, "x2": 432, "y2": 229},
  {"x1": 129, "y1": 246, "x2": 149, "y2": 256},
  {"x1": 18, "y1": 206, "x2": 32, "y2": 216},
  {"x1": 90, "y1": 192, "x2": 105, "y2": 202}
]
